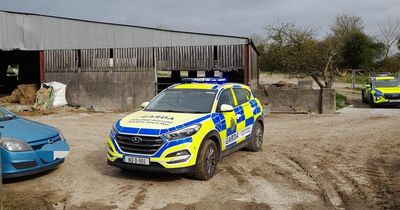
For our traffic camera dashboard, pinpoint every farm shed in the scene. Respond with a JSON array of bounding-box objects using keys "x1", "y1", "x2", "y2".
[{"x1": 0, "y1": 10, "x2": 259, "y2": 110}]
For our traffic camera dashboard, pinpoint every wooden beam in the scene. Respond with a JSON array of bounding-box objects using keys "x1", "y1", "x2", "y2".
[
  {"x1": 243, "y1": 44, "x2": 249, "y2": 85},
  {"x1": 39, "y1": 51, "x2": 44, "y2": 83}
]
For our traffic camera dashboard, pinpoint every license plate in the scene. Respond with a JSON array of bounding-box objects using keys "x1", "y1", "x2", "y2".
[
  {"x1": 123, "y1": 156, "x2": 150, "y2": 165},
  {"x1": 390, "y1": 99, "x2": 400, "y2": 102}
]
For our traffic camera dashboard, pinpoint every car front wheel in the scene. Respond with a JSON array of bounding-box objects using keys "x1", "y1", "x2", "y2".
[
  {"x1": 361, "y1": 91, "x2": 367, "y2": 103},
  {"x1": 193, "y1": 139, "x2": 219, "y2": 180}
]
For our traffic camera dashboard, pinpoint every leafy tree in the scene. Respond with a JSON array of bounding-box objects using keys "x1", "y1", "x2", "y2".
[
  {"x1": 264, "y1": 23, "x2": 337, "y2": 88},
  {"x1": 340, "y1": 31, "x2": 385, "y2": 69}
]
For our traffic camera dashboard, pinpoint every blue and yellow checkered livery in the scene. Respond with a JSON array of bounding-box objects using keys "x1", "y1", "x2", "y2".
[{"x1": 107, "y1": 81, "x2": 264, "y2": 173}]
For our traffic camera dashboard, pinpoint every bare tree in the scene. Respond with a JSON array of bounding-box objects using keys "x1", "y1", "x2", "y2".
[
  {"x1": 378, "y1": 17, "x2": 400, "y2": 58},
  {"x1": 248, "y1": 34, "x2": 266, "y2": 46},
  {"x1": 330, "y1": 15, "x2": 364, "y2": 39}
]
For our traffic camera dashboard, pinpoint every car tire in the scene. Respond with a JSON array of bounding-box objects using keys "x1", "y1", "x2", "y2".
[
  {"x1": 361, "y1": 91, "x2": 367, "y2": 103},
  {"x1": 370, "y1": 95, "x2": 377, "y2": 108},
  {"x1": 246, "y1": 122, "x2": 264, "y2": 152},
  {"x1": 193, "y1": 139, "x2": 219, "y2": 180}
]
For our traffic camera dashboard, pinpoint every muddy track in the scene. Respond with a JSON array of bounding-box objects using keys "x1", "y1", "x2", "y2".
[{"x1": 3, "y1": 108, "x2": 400, "y2": 210}]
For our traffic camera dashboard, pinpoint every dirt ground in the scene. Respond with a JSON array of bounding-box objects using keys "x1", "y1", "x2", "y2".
[{"x1": 2, "y1": 102, "x2": 400, "y2": 209}]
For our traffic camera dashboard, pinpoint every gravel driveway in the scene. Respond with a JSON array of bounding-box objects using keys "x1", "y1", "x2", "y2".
[{"x1": 3, "y1": 105, "x2": 400, "y2": 210}]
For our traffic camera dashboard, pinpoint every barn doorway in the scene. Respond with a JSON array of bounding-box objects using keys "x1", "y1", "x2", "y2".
[{"x1": 0, "y1": 50, "x2": 41, "y2": 96}]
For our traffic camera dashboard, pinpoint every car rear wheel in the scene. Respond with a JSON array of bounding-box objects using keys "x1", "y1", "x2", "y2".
[
  {"x1": 193, "y1": 139, "x2": 219, "y2": 180},
  {"x1": 246, "y1": 122, "x2": 264, "y2": 152}
]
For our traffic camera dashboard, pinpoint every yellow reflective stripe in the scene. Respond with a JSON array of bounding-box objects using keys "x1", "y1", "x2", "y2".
[
  {"x1": 230, "y1": 88, "x2": 238, "y2": 106},
  {"x1": 375, "y1": 77, "x2": 395, "y2": 80},
  {"x1": 173, "y1": 84, "x2": 215, "y2": 89}
]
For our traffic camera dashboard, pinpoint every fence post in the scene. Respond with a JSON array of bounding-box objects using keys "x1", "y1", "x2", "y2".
[{"x1": 351, "y1": 69, "x2": 356, "y2": 89}]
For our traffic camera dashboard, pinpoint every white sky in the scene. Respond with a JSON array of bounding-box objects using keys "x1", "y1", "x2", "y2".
[{"x1": 1, "y1": 0, "x2": 399, "y2": 38}]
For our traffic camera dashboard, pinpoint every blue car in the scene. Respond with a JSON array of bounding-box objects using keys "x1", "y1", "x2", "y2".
[{"x1": 0, "y1": 107, "x2": 70, "y2": 178}]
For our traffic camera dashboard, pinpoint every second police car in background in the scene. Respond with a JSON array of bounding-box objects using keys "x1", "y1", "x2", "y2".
[
  {"x1": 362, "y1": 74, "x2": 400, "y2": 107},
  {"x1": 107, "y1": 78, "x2": 264, "y2": 180}
]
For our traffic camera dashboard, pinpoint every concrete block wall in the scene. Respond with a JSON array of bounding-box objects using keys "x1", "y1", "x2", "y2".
[
  {"x1": 253, "y1": 88, "x2": 336, "y2": 114},
  {"x1": 45, "y1": 71, "x2": 155, "y2": 110}
]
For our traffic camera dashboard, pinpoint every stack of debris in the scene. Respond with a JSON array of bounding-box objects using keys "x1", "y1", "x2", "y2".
[
  {"x1": 0, "y1": 82, "x2": 68, "y2": 112},
  {"x1": 33, "y1": 84, "x2": 55, "y2": 111},
  {"x1": 0, "y1": 84, "x2": 38, "y2": 105}
]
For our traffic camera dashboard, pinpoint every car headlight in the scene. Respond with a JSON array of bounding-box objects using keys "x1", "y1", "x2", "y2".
[
  {"x1": 0, "y1": 137, "x2": 33, "y2": 152},
  {"x1": 58, "y1": 129, "x2": 66, "y2": 141},
  {"x1": 163, "y1": 124, "x2": 201, "y2": 140}
]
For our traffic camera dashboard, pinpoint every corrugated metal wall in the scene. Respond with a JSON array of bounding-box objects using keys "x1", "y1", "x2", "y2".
[
  {"x1": 0, "y1": 11, "x2": 248, "y2": 50},
  {"x1": 0, "y1": 10, "x2": 259, "y2": 110}
]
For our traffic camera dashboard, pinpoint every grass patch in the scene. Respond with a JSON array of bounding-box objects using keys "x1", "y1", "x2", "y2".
[
  {"x1": 336, "y1": 93, "x2": 349, "y2": 110},
  {"x1": 336, "y1": 74, "x2": 369, "y2": 84}
]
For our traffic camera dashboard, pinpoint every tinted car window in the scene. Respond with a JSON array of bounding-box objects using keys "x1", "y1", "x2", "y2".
[
  {"x1": 217, "y1": 89, "x2": 234, "y2": 110},
  {"x1": 244, "y1": 89, "x2": 252, "y2": 100},
  {"x1": 145, "y1": 89, "x2": 217, "y2": 113},
  {"x1": 233, "y1": 88, "x2": 248, "y2": 105}
]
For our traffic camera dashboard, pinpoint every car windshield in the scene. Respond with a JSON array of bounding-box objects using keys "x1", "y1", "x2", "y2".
[
  {"x1": 0, "y1": 108, "x2": 16, "y2": 121},
  {"x1": 374, "y1": 79, "x2": 400, "y2": 87},
  {"x1": 145, "y1": 89, "x2": 217, "y2": 113}
]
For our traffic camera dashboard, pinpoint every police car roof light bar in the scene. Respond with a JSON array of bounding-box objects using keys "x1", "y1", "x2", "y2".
[
  {"x1": 181, "y1": 78, "x2": 228, "y2": 84},
  {"x1": 372, "y1": 72, "x2": 393, "y2": 77}
]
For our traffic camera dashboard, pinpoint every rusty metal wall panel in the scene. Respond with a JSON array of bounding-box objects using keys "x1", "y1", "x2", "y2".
[{"x1": 0, "y1": 11, "x2": 248, "y2": 50}]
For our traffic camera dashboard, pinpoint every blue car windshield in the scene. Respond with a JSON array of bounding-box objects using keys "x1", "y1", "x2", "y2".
[
  {"x1": 0, "y1": 108, "x2": 15, "y2": 121},
  {"x1": 145, "y1": 89, "x2": 217, "y2": 114},
  {"x1": 374, "y1": 80, "x2": 400, "y2": 87}
]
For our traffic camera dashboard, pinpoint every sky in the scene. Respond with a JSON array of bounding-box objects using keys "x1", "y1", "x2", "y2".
[{"x1": 1, "y1": 0, "x2": 399, "y2": 39}]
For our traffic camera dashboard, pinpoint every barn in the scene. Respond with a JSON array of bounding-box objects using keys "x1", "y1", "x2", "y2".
[{"x1": 0, "y1": 10, "x2": 259, "y2": 110}]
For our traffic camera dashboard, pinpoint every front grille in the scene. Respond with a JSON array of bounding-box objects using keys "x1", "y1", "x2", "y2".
[
  {"x1": 30, "y1": 135, "x2": 61, "y2": 150},
  {"x1": 384, "y1": 93, "x2": 400, "y2": 99},
  {"x1": 115, "y1": 134, "x2": 164, "y2": 155}
]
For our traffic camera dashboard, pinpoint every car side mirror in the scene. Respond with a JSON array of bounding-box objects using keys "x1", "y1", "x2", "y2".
[
  {"x1": 141, "y1": 102, "x2": 150, "y2": 108},
  {"x1": 220, "y1": 104, "x2": 234, "y2": 112}
]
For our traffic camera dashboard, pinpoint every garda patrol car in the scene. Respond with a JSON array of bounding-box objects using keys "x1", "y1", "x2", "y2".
[
  {"x1": 361, "y1": 74, "x2": 400, "y2": 107},
  {"x1": 107, "y1": 78, "x2": 264, "y2": 180}
]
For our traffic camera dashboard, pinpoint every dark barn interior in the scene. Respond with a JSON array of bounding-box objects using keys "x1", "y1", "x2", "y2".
[{"x1": 0, "y1": 50, "x2": 41, "y2": 95}]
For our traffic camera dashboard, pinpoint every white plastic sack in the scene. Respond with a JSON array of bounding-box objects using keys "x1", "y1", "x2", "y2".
[{"x1": 44, "y1": 82, "x2": 68, "y2": 107}]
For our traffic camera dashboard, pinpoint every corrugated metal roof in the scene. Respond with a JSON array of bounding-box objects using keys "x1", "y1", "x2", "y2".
[{"x1": 0, "y1": 10, "x2": 250, "y2": 50}]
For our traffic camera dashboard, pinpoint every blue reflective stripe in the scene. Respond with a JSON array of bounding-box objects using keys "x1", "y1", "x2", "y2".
[
  {"x1": 212, "y1": 85, "x2": 219, "y2": 90},
  {"x1": 227, "y1": 141, "x2": 236, "y2": 148},
  {"x1": 233, "y1": 85, "x2": 241, "y2": 88},
  {"x1": 234, "y1": 106, "x2": 245, "y2": 123},
  {"x1": 212, "y1": 114, "x2": 222, "y2": 131},
  {"x1": 138, "y1": 128, "x2": 160, "y2": 135},
  {"x1": 245, "y1": 116, "x2": 254, "y2": 127},
  {"x1": 226, "y1": 125, "x2": 236, "y2": 136},
  {"x1": 249, "y1": 99, "x2": 261, "y2": 115},
  {"x1": 182, "y1": 114, "x2": 211, "y2": 127},
  {"x1": 153, "y1": 137, "x2": 192, "y2": 157}
]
